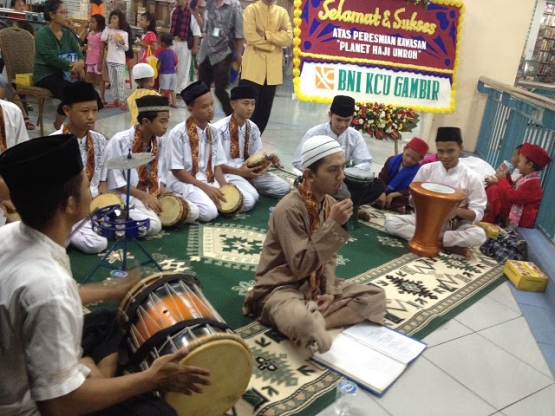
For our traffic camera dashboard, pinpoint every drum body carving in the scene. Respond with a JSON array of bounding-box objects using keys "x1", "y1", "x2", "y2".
[
  {"x1": 218, "y1": 184, "x2": 244, "y2": 217},
  {"x1": 409, "y1": 182, "x2": 466, "y2": 258},
  {"x1": 90, "y1": 192, "x2": 124, "y2": 214},
  {"x1": 118, "y1": 272, "x2": 253, "y2": 416},
  {"x1": 158, "y1": 193, "x2": 189, "y2": 228}
]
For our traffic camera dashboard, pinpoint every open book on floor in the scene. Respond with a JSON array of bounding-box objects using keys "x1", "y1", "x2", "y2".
[{"x1": 312, "y1": 322, "x2": 426, "y2": 396}]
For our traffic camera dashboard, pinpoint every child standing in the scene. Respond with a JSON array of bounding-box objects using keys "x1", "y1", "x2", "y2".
[
  {"x1": 136, "y1": 11, "x2": 158, "y2": 63},
  {"x1": 85, "y1": 14, "x2": 106, "y2": 103},
  {"x1": 100, "y1": 9, "x2": 129, "y2": 110},
  {"x1": 373, "y1": 137, "x2": 429, "y2": 213},
  {"x1": 157, "y1": 33, "x2": 178, "y2": 107},
  {"x1": 127, "y1": 63, "x2": 161, "y2": 127}
]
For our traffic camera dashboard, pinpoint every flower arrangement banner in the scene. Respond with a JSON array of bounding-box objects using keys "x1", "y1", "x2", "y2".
[{"x1": 292, "y1": 0, "x2": 465, "y2": 113}]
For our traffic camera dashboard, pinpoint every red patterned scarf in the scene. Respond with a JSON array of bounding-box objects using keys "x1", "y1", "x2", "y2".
[
  {"x1": 229, "y1": 115, "x2": 250, "y2": 160},
  {"x1": 298, "y1": 179, "x2": 330, "y2": 299},
  {"x1": 187, "y1": 117, "x2": 215, "y2": 183},
  {"x1": 63, "y1": 124, "x2": 95, "y2": 181},
  {"x1": 133, "y1": 126, "x2": 160, "y2": 197},
  {"x1": 0, "y1": 107, "x2": 6, "y2": 153}
]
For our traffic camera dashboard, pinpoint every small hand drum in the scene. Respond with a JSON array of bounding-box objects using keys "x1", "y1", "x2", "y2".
[
  {"x1": 158, "y1": 193, "x2": 189, "y2": 228},
  {"x1": 218, "y1": 184, "x2": 244, "y2": 217},
  {"x1": 90, "y1": 192, "x2": 124, "y2": 214},
  {"x1": 246, "y1": 151, "x2": 270, "y2": 174},
  {"x1": 343, "y1": 167, "x2": 375, "y2": 190},
  {"x1": 118, "y1": 272, "x2": 253, "y2": 416}
]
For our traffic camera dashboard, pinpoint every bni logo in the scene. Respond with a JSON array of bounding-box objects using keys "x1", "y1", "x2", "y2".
[{"x1": 315, "y1": 66, "x2": 335, "y2": 90}]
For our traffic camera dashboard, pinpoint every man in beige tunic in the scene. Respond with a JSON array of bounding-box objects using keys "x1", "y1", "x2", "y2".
[{"x1": 243, "y1": 135, "x2": 386, "y2": 353}]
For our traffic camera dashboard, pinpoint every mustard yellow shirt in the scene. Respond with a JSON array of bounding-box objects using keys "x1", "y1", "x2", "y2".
[
  {"x1": 241, "y1": 1, "x2": 293, "y2": 86},
  {"x1": 127, "y1": 88, "x2": 162, "y2": 127}
]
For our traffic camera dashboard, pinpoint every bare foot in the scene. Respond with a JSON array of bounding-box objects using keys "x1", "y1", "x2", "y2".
[
  {"x1": 395, "y1": 206, "x2": 406, "y2": 214},
  {"x1": 358, "y1": 209, "x2": 370, "y2": 222},
  {"x1": 443, "y1": 245, "x2": 471, "y2": 260}
]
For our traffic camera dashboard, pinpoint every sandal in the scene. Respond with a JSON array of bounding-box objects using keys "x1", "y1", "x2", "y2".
[
  {"x1": 106, "y1": 100, "x2": 119, "y2": 108},
  {"x1": 24, "y1": 117, "x2": 35, "y2": 131}
]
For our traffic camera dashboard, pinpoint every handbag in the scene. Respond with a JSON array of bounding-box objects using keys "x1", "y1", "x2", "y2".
[{"x1": 145, "y1": 46, "x2": 158, "y2": 79}]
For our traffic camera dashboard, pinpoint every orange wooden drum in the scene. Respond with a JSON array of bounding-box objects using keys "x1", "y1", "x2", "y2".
[
  {"x1": 118, "y1": 272, "x2": 253, "y2": 416},
  {"x1": 408, "y1": 182, "x2": 466, "y2": 258}
]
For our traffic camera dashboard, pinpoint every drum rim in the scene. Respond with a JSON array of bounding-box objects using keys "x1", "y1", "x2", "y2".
[
  {"x1": 410, "y1": 181, "x2": 466, "y2": 199},
  {"x1": 219, "y1": 184, "x2": 243, "y2": 213},
  {"x1": 159, "y1": 193, "x2": 185, "y2": 227},
  {"x1": 246, "y1": 151, "x2": 267, "y2": 167},
  {"x1": 164, "y1": 334, "x2": 253, "y2": 412},
  {"x1": 90, "y1": 192, "x2": 124, "y2": 212}
]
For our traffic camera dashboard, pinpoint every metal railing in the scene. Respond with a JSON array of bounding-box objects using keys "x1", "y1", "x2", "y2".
[{"x1": 476, "y1": 76, "x2": 555, "y2": 243}]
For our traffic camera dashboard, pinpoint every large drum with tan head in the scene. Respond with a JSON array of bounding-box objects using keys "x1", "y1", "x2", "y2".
[
  {"x1": 118, "y1": 272, "x2": 253, "y2": 416},
  {"x1": 409, "y1": 182, "x2": 466, "y2": 258}
]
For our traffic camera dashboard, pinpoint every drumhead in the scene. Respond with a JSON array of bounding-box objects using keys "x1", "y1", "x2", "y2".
[
  {"x1": 165, "y1": 336, "x2": 253, "y2": 416},
  {"x1": 421, "y1": 183, "x2": 456, "y2": 194},
  {"x1": 246, "y1": 151, "x2": 267, "y2": 167},
  {"x1": 159, "y1": 194, "x2": 184, "y2": 227},
  {"x1": 90, "y1": 193, "x2": 123, "y2": 213},
  {"x1": 219, "y1": 185, "x2": 242, "y2": 213},
  {"x1": 344, "y1": 167, "x2": 374, "y2": 180}
]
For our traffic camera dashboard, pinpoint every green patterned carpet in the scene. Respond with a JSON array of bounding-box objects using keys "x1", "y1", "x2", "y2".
[{"x1": 70, "y1": 188, "x2": 505, "y2": 416}]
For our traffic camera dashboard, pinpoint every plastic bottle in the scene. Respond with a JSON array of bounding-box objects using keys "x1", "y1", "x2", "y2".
[{"x1": 334, "y1": 380, "x2": 357, "y2": 415}]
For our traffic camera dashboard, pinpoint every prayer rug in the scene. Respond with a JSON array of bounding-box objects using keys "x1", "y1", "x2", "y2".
[{"x1": 69, "y1": 195, "x2": 505, "y2": 416}]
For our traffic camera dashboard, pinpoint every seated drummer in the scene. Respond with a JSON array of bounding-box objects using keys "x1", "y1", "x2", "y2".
[
  {"x1": 0, "y1": 98, "x2": 30, "y2": 227},
  {"x1": 212, "y1": 85, "x2": 291, "y2": 199},
  {"x1": 482, "y1": 143, "x2": 552, "y2": 228},
  {"x1": 105, "y1": 95, "x2": 179, "y2": 236},
  {"x1": 292, "y1": 95, "x2": 384, "y2": 205},
  {"x1": 244, "y1": 136, "x2": 386, "y2": 353},
  {"x1": 384, "y1": 127, "x2": 487, "y2": 260},
  {"x1": 52, "y1": 81, "x2": 109, "y2": 253},
  {"x1": 165, "y1": 81, "x2": 257, "y2": 222},
  {"x1": 0, "y1": 135, "x2": 210, "y2": 416},
  {"x1": 373, "y1": 137, "x2": 429, "y2": 214}
]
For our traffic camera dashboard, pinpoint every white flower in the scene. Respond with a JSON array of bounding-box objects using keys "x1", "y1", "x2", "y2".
[{"x1": 232, "y1": 280, "x2": 256, "y2": 296}]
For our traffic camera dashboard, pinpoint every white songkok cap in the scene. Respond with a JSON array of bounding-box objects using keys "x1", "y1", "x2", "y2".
[{"x1": 300, "y1": 135, "x2": 343, "y2": 169}]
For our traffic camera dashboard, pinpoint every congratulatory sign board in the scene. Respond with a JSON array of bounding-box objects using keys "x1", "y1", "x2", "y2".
[{"x1": 292, "y1": 0, "x2": 465, "y2": 112}]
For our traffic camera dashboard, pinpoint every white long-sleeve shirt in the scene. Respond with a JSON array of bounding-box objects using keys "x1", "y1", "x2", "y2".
[
  {"x1": 211, "y1": 115, "x2": 263, "y2": 167},
  {"x1": 292, "y1": 122, "x2": 372, "y2": 171},
  {"x1": 413, "y1": 161, "x2": 487, "y2": 224}
]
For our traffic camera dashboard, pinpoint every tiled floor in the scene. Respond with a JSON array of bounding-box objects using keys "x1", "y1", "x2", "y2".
[{"x1": 27, "y1": 83, "x2": 555, "y2": 415}]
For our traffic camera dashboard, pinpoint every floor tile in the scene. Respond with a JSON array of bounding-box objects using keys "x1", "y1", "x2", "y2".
[
  {"x1": 316, "y1": 387, "x2": 392, "y2": 416},
  {"x1": 454, "y1": 295, "x2": 521, "y2": 331},
  {"x1": 486, "y1": 282, "x2": 521, "y2": 313},
  {"x1": 502, "y1": 384, "x2": 555, "y2": 416},
  {"x1": 424, "y1": 333, "x2": 553, "y2": 409},
  {"x1": 421, "y1": 318, "x2": 474, "y2": 348},
  {"x1": 373, "y1": 356, "x2": 496, "y2": 416},
  {"x1": 479, "y1": 317, "x2": 553, "y2": 378}
]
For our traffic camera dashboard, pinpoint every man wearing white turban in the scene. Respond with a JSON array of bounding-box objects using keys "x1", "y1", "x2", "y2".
[{"x1": 243, "y1": 136, "x2": 386, "y2": 353}]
